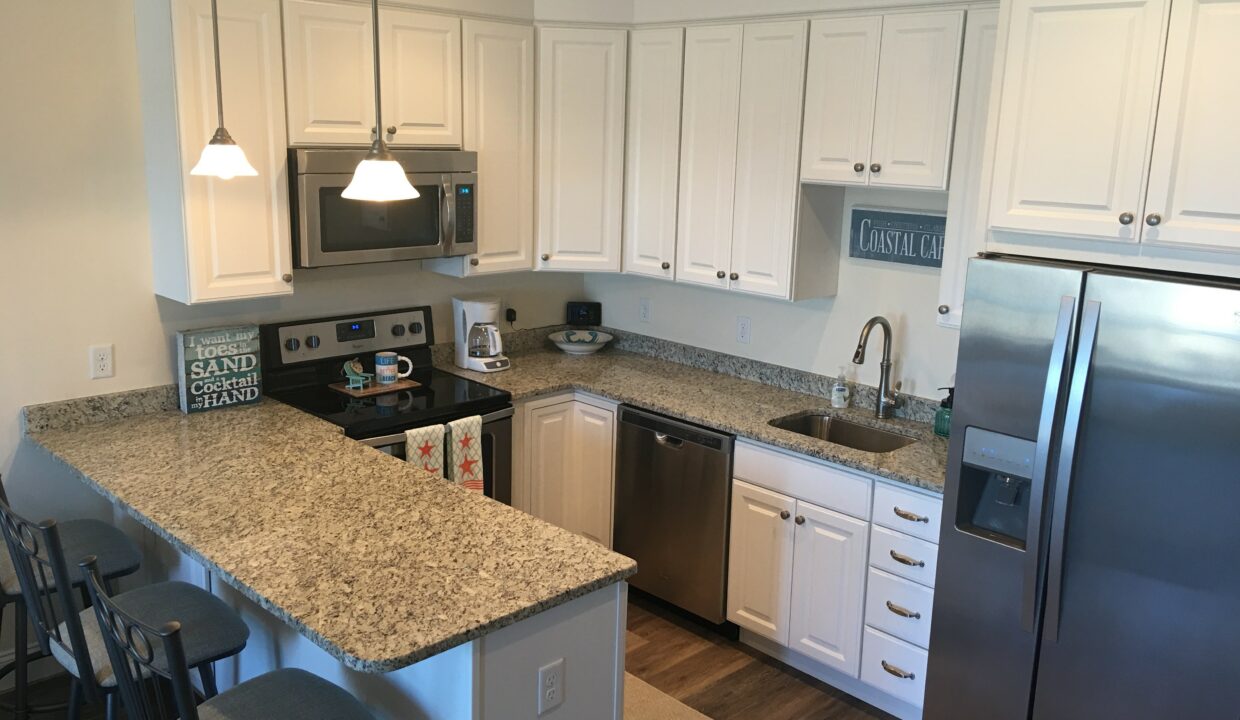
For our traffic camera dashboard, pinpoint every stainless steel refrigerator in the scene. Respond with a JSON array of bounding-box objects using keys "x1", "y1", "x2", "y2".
[{"x1": 925, "y1": 255, "x2": 1240, "y2": 719}]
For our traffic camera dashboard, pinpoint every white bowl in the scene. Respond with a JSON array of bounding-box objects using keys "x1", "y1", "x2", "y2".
[{"x1": 549, "y1": 330, "x2": 613, "y2": 355}]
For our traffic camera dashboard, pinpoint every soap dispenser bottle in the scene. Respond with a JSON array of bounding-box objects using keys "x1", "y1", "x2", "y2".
[
  {"x1": 934, "y1": 386, "x2": 955, "y2": 437},
  {"x1": 831, "y1": 367, "x2": 850, "y2": 409}
]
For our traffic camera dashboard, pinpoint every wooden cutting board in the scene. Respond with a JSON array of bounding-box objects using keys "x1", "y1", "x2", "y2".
[{"x1": 328, "y1": 378, "x2": 421, "y2": 398}]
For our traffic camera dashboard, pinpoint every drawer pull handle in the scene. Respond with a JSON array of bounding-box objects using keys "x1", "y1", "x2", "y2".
[
  {"x1": 893, "y1": 506, "x2": 929, "y2": 524},
  {"x1": 886, "y1": 600, "x2": 922, "y2": 620},
  {"x1": 881, "y1": 660, "x2": 916, "y2": 680},
  {"x1": 889, "y1": 550, "x2": 925, "y2": 568}
]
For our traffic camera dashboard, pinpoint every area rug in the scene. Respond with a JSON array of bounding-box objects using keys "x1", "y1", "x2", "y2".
[{"x1": 625, "y1": 673, "x2": 709, "y2": 719}]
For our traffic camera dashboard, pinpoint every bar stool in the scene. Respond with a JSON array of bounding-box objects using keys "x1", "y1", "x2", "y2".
[
  {"x1": 82, "y1": 556, "x2": 376, "y2": 720},
  {"x1": 0, "y1": 496, "x2": 250, "y2": 720},
  {"x1": 0, "y1": 477, "x2": 141, "y2": 719}
]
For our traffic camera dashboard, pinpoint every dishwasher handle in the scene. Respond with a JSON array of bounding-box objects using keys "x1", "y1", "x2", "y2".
[
  {"x1": 618, "y1": 405, "x2": 734, "y2": 453},
  {"x1": 654, "y1": 432, "x2": 684, "y2": 449}
]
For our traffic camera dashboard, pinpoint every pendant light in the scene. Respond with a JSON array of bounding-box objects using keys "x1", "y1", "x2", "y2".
[
  {"x1": 190, "y1": 0, "x2": 258, "y2": 180},
  {"x1": 341, "y1": 0, "x2": 419, "y2": 201}
]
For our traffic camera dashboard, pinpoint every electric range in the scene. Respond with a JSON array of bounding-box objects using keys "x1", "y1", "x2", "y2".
[{"x1": 258, "y1": 307, "x2": 513, "y2": 502}]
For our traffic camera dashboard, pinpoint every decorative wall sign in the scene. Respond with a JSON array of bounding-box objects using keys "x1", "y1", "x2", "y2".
[
  {"x1": 849, "y1": 208, "x2": 946, "y2": 268},
  {"x1": 176, "y1": 325, "x2": 262, "y2": 413}
]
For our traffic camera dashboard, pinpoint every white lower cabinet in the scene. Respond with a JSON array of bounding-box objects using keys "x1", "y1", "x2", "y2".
[
  {"x1": 519, "y1": 394, "x2": 617, "y2": 548},
  {"x1": 726, "y1": 479, "x2": 797, "y2": 644},
  {"x1": 727, "y1": 442, "x2": 943, "y2": 717},
  {"x1": 788, "y1": 501, "x2": 869, "y2": 676}
]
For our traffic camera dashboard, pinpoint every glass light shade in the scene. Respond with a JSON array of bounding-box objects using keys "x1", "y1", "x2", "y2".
[
  {"x1": 341, "y1": 157, "x2": 420, "y2": 201},
  {"x1": 190, "y1": 136, "x2": 258, "y2": 180}
]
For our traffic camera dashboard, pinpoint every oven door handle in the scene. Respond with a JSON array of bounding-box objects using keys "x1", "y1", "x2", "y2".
[{"x1": 357, "y1": 407, "x2": 514, "y2": 448}]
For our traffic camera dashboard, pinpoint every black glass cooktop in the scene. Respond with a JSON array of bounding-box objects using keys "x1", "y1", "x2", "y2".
[{"x1": 266, "y1": 368, "x2": 510, "y2": 439}]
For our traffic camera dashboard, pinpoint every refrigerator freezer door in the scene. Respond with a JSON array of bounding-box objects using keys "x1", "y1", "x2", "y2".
[
  {"x1": 1032, "y1": 272, "x2": 1240, "y2": 719},
  {"x1": 925, "y1": 257, "x2": 1085, "y2": 720}
]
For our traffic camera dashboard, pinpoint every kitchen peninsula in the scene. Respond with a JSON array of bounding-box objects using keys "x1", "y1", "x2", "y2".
[{"x1": 21, "y1": 394, "x2": 635, "y2": 720}]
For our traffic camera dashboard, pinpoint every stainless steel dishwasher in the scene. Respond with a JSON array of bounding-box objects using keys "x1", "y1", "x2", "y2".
[{"x1": 614, "y1": 406, "x2": 735, "y2": 623}]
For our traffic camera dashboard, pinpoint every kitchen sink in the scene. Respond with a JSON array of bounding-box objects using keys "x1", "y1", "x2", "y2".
[{"x1": 768, "y1": 413, "x2": 917, "y2": 453}]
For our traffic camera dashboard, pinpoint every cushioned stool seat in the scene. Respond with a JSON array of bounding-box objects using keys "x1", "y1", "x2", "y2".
[
  {"x1": 51, "y1": 580, "x2": 250, "y2": 687},
  {"x1": 197, "y1": 668, "x2": 374, "y2": 720},
  {"x1": 0, "y1": 518, "x2": 141, "y2": 596}
]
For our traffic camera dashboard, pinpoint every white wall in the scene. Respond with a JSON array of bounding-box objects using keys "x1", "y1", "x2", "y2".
[
  {"x1": 630, "y1": 0, "x2": 965, "y2": 24},
  {"x1": 0, "y1": 1, "x2": 583, "y2": 486},
  {"x1": 584, "y1": 187, "x2": 960, "y2": 399}
]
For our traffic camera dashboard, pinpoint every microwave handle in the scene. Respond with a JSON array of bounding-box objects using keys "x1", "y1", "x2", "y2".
[{"x1": 440, "y1": 175, "x2": 456, "y2": 248}]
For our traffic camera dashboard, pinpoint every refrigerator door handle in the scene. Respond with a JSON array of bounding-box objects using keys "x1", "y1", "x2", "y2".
[
  {"x1": 1044, "y1": 299, "x2": 1102, "y2": 643},
  {"x1": 1020, "y1": 295, "x2": 1078, "y2": 632}
]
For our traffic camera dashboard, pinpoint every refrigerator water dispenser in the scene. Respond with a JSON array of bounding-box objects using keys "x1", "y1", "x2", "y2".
[{"x1": 956, "y1": 428, "x2": 1037, "y2": 548}]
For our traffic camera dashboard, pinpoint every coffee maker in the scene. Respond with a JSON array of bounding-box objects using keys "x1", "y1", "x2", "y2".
[{"x1": 452, "y1": 296, "x2": 511, "y2": 373}]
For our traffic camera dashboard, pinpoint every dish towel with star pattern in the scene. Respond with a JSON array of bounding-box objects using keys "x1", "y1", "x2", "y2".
[
  {"x1": 446, "y1": 415, "x2": 484, "y2": 493},
  {"x1": 405, "y1": 424, "x2": 445, "y2": 479}
]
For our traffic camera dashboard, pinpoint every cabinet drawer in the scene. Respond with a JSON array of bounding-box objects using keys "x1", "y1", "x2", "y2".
[
  {"x1": 865, "y1": 568, "x2": 934, "y2": 648},
  {"x1": 861, "y1": 627, "x2": 928, "y2": 707},
  {"x1": 872, "y1": 482, "x2": 942, "y2": 543},
  {"x1": 735, "y1": 441, "x2": 871, "y2": 520},
  {"x1": 869, "y1": 525, "x2": 938, "y2": 588}
]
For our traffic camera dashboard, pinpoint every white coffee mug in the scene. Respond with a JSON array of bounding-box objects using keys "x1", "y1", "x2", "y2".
[{"x1": 375, "y1": 352, "x2": 413, "y2": 385}]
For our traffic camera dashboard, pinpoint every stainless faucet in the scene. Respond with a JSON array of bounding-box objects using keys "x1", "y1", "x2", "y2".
[{"x1": 853, "y1": 316, "x2": 901, "y2": 419}]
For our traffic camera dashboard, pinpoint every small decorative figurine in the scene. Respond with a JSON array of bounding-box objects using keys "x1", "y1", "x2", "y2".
[{"x1": 342, "y1": 358, "x2": 373, "y2": 390}]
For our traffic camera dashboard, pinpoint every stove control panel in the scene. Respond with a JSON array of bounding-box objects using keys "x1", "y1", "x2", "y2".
[{"x1": 274, "y1": 309, "x2": 429, "y2": 366}]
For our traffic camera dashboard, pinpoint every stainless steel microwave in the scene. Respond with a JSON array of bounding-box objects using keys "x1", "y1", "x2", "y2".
[{"x1": 290, "y1": 148, "x2": 477, "y2": 268}]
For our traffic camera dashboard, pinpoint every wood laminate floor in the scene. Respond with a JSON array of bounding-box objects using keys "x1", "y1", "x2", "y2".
[{"x1": 626, "y1": 595, "x2": 895, "y2": 720}]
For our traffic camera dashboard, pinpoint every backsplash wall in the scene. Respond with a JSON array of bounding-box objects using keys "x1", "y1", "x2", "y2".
[{"x1": 583, "y1": 187, "x2": 961, "y2": 401}]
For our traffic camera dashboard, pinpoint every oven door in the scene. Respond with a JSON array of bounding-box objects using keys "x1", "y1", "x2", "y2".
[
  {"x1": 297, "y1": 171, "x2": 451, "y2": 267},
  {"x1": 360, "y1": 407, "x2": 513, "y2": 505}
]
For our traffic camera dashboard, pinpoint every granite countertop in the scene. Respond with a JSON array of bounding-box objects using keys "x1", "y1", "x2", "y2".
[
  {"x1": 26, "y1": 400, "x2": 636, "y2": 673},
  {"x1": 442, "y1": 349, "x2": 948, "y2": 494}
]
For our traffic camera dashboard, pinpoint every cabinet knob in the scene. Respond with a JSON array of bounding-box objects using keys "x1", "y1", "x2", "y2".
[
  {"x1": 387, "y1": 126, "x2": 397, "y2": 135},
  {"x1": 853, "y1": 162, "x2": 865, "y2": 173},
  {"x1": 661, "y1": 261, "x2": 670, "y2": 270},
  {"x1": 729, "y1": 272, "x2": 739, "y2": 281},
  {"x1": 1118, "y1": 212, "x2": 1135, "y2": 225},
  {"x1": 716, "y1": 270, "x2": 726, "y2": 279},
  {"x1": 870, "y1": 163, "x2": 882, "y2": 173},
  {"x1": 794, "y1": 515, "x2": 805, "y2": 525},
  {"x1": 470, "y1": 258, "x2": 480, "y2": 266},
  {"x1": 1145, "y1": 213, "x2": 1162, "y2": 227},
  {"x1": 281, "y1": 273, "x2": 293, "y2": 283},
  {"x1": 541, "y1": 253, "x2": 551, "y2": 262},
  {"x1": 938, "y1": 304, "x2": 950, "y2": 315},
  {"x1": 779, "y1": 510, "x2": 791, "y2": 520}
]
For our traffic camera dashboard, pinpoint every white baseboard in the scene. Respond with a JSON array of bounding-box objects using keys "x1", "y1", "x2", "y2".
[{"x1": 739, "y1": 630, "x2": 922, "y2": 720}]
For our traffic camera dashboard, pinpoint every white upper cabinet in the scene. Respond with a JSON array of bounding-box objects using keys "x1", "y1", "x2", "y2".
[
  {"x1": 801, "y1": 11, "x2": 963, "y2": 190},
  {"x1": 380, "y1": 11, "x2": 462, "y2": 147},
  {"x1": 730, "y1": 20, "x2": 809, "y2": 299},
  {"x1": 868, "y1": 11, "x2": 963, "y2": 189},
  {"x1": 676, "y1": 25, "x2": 743, "y2": 290},
  {"x1": 623, "y1": 28, "x2": 685, "y2": 280},
  {"x1": 535, "y1": 27, "x2": 627, "y2": 272},
  {"x1": 284, "y1": 0, "x2": 462, "y2": 147},
  {"x1": 137, "y1": 0, "x2": 293, "y2": 304},
  {"x1": 283, "y1": 0, "x2": 373, "y2": 146},
  {"x1": 987, "y1": 0, "x2": 1169, "y2": 242},
  {"x1": 937, "y1": 8, "x2": 1000, "y2": 329},
  {"x1": 800, "y1": 17, "x2": 882, "y2": 186},
  {"x1": 1141, "y1": 0, "x2": 1240, "y2": 252},
  {"x1": 424, "y1": 19, "x2": 534, "y2": 277}
]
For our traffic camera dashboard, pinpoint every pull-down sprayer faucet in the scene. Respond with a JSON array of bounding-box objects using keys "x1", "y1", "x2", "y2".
[{"x1": 853, "y1": 316, "x2": 902, "y2": 419}]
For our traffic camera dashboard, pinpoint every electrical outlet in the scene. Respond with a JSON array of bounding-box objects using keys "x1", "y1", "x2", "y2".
[
  {"x1": 638, "y1": 297, "x2": 651, "y2": 323},
  {"x1": 537, "y1": 658, "x2": 565, "y2": 715},
  {"x1": 736, "y1": 316, "x2": 752, "y2": 345},
  {"x1": 89, "y1": 344, "x2": 114, "y2": 379}
]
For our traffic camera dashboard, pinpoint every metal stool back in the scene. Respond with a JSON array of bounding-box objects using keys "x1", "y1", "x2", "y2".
[
  {"x1": 81, "y1": 556, "x2": 201, "y2": 720},
  {"x1": 0, "y1": 495, "x2": 103, "y2": 705}
]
